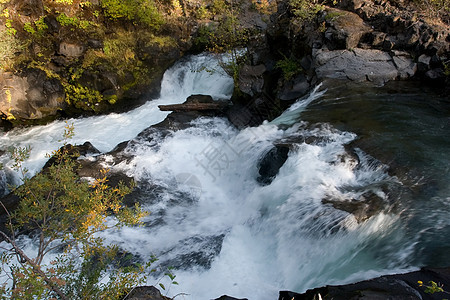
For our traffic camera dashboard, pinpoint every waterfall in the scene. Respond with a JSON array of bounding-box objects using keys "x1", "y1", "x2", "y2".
[
  {"x1": 1, "y1": 53, "x2": 447, "y2": 299},
  {"x1": 0, "y1": 54, "x2": 234, "y2": 187}
]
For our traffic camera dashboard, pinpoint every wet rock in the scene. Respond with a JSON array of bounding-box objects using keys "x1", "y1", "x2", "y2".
[
  {"x1": 126, "y1": 286, "x2": 170, "y2": 300},
  {"x1": 43, "y1": 142, "x2": 100, "y2": 169},
  {"x1": 322, "y1": 191, "x2": 385, "y2": 223},
  {"x1": 227, "y1": 93, "x2": 283, "y2": 128},
  {"x1": 279, "y1": 267, "x2": 450, "y2": 300},
  {"x1": 257, "y1": 145, "x2": 290, "y2": 185}
]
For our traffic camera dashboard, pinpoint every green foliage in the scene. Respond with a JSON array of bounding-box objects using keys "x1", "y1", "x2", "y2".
[
  {"x1": 0, "y1": 27, "x2": 22, "y2": 70},
  {"x1": 276, "y1": 56, "x2": 303, "y2": 80},
  {"x1": 206, "y1": 1, "x2": 250, "y2": 90},
  {"x1": 101, "y1": 0, "x2": 164, "y2": 30},
  {"x1": 193, "y1": 24, "x2": 213, "y2": 51},
  {"x1": 63, "y1": 82, "x2": 104, "y2": 111},
  {"x1": 23, "y1": 22, "x2": 35, "y2": 34},
  {"x1": 418, "y1": 280, "x2": 449, "y2": 297},
  {"x1": 444, "y1": 61, "x2": 450, "y2": 76},
  {"x1": 56, "y1": 12, "x2": 92, "y2": 30},
  {"x1": 23, "y1": 17, "x2": 48, "y2": 37},
  {"x1": 55, "y1": 0, "x2": 74, "y2": 4},
  {"x1": 289, "y1": 0, "x2": 324, "y2": 21},
  {"x1": 211, "y1": 0, "x2": 228, "y2": 15},
  {"x1": 196, "y1": 5, "x2": 211, "y2": 19},
  {"x1": 0, "y1": 123, "x2": 150, "y2": 299}
]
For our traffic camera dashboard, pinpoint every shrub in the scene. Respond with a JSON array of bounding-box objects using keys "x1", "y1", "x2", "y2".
[
  {"x1": 101, "y1": 0, "x2": 164, "y2": 30},
  {"x1": 276, "y1": 56, "x2": 303, "y2": 80},
  {"x1": 289, "y1": 0, "x2": 324, "y2": 21},
  {"x1": 0, "y1": 124, "x2": 149, "y2": 299}
]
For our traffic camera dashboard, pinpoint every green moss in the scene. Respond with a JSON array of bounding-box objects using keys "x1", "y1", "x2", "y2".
[
  {"x1": 101, "y1": 0, "x2": 164, "y2": 30},
  {"x1": 56, "y1": 12, "x2": 93, "y2": 30}
]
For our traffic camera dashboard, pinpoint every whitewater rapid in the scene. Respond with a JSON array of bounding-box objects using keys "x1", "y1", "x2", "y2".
[{"x1": 0, "y1": 53, "x2": 426, "y2": 299}]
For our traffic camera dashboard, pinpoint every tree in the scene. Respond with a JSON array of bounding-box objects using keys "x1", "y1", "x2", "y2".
[{"x1": 0, "y1": 123, "x2": 149, "y2": 299}]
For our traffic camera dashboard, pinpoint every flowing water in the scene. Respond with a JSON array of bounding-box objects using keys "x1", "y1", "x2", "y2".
[{"x1": 1, "y1": 54, "x2": 449, "y2": 299}]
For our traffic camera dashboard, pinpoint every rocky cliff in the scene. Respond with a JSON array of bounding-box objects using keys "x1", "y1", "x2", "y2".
[{"x1": 230, "y1": 0, "x2": 449, "y2": 126}]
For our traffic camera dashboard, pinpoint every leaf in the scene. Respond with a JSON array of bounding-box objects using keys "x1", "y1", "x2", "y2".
[{"x1": 159, "y1": 283, "x2": 165, "y2": 290}]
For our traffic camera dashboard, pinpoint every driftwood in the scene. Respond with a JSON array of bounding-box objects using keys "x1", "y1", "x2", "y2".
[{"x1": 158, "y1": 102, "x2": 230, "y2": 112}]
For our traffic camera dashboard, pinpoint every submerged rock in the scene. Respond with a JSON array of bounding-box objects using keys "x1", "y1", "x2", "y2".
[{"x1": 322, "y1": 191, "x2": 385, "y2": 223}]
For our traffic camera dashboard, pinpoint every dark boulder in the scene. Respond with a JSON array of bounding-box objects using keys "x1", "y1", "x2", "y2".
[
  {"x1": 257, "y1": 145, "x2": 290, "y2": 185},
  {"x1": 42, "y1": 142, "x2": 100, "y2": 169},
  {"x1": 237, "y1": 64, "x2": 266, "y2": 97},
  {"x1": 277, "y1": 74, "x2": 310, "y2": 101},
  {"x1": 279, "y1": 267, "x2": 450, "y2": 300}
]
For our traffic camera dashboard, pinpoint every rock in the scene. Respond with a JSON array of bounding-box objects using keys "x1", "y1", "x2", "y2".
[
  {"x1": 87, "y1": 39, "x2": 103, "y2": 49},
  {"x1": 314, "y1": 48, "x2": 399, "y2": 85},
  {"x1": 425, "y1": 68, "x2": 445, "y2": 80},
  {"x1": 323, "y1": 7, "x2": 373, "y2": 50},
  {"x1": 392, "y1": 52, "x2": 417, "y2": 79},
  {"x1": 279, "y1": 267, "x2": 450, "y2": 300},
  {"x1": 238, "y1": 64, "x2": 266, "y2": 97},
  {"x1": 0, "y1": 69, "x2": 66, "y2": 121},
  {"x1": 322, "y1": 191, "x2": 385, "y2": 223},
  {"x1": 58, "y1": 42, "x2": 85, "y2": 58},
  {"x1": 257, "y1": 145, "x2": 290, "y2": 185},
  {"x1": 43, "y1": 142, "x2": 100, "y2": 169},
  {"x1": 417, "y1": 54, "x2": 432, "y2": 73},
  {"x1": 277, "y1": 74, "x2": 310, "y2": 101},
  {"x1": 126, "y1": 286, "x2": 170, "y2": 300}
]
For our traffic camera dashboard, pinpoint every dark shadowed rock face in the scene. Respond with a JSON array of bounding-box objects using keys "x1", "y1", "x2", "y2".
[
  {"x1": 279, "y1": 267, "x2": 450, "y2": 300},
  {"x1": 257, "y1": 145, "x2": 290, "y2": 185}
]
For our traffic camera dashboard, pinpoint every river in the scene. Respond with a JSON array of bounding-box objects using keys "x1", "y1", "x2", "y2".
[{"x1": 1, "y1": 53, "x2": 449, "y2": 299}]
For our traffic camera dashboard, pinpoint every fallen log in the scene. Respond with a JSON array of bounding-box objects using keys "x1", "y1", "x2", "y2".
[{"x1": 158, "y1": 102, "x2": 230, "y2": 112}]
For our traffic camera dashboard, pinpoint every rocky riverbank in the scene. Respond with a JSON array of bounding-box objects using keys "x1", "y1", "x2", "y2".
[
  {"x1": 231, "y1": 0, "x2": 449, "y2": 125},
  {"x1": 1, "y1": 0, "x2": 448, "y2": 128}
]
